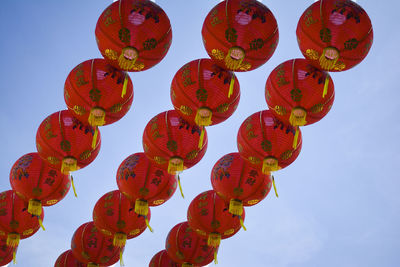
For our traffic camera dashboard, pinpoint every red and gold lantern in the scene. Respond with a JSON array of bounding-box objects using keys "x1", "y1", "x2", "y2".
[
  {"x1": 165, "y1": 222, "x2": 215, "y2": 267},
  {"x1": 187, "y1": 190, "x2": 244, "y2": 261},
  {"x1": 265, "y1": 58, "x2": 335, "y2": 130},
  {"x1": 10, "y1": 153, "x2": 71, "y2": 218},
  {"x1": 237, "y1": 110, "x2": 302, "y2": 175},
  {"x1": 149, "y1": 250, "x2": 179, "y2": 267},
  {"x1": 296, "y1": 0, "x2": 373, "y2": 71},
  {"x1": 142, "y1": 110, "x2": 207, "y2": 176},
  {"x1": 117, "y1": 153, "x2": 177, "y2": 218},
  {"x1": 0, "y1": 190, "x2": 43, "y2": 260},
  {"x1": 202, "y1": 0, "x2": 278, "y2": 72},
  {"x1": 93, "y1": 190, "x2": 149, "y2": 251},
  {"x1": 64, "y1": 58, "x2": 133, "y2": 130},
  {"x1": 54, "y1": 250, "x2": 85, "y2": 267},
  {"x1": 211, "y1": 153, "x2": 272, "y2": 217},
  {"x1": 36, "y1": 110, "x2": 101, "y2": 175},
  {"x1": 71, "y1": 221, "x2": 121, "y2": 267},
  {"x1": 95, "y1": 0, "x2": 172, "y2": 72}
]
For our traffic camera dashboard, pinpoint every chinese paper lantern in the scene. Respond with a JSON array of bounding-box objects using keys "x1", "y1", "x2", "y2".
[
  {"x1": 64, "y1": 59, "x2": 133, "y2": 132},
  {"x1": 165, "y1": 222, "x2": 215, "y2": 267},
  {"x1": 187, "y1": 190, "x2": 244, "y2": 261},
  {"x1": 265, "y1": 58, "x2": 335, "y2": 132},
  {"x1": 71, "y1": 221, "x2": 120, "y2": 267},
  {"x1": 116, "y1": 153, "x2": 177, "y2": 219},
  {"x1": 0, "y1": 190, "x2": 43, "y2": 260},
  {"x1": 95, "y1": 0, "x2": 172, "y2": 72},
  {"x1": 54, "y1": 250, "x2": 85, "y2": 267},
  {"x1": 296, "y1": 0, "x2": 373, "y2": 71},
  {"x1": 0, "y1": 237, "x2": 15, "y2": 266},
  {"x1": 149, "y1": 250, "x2": 179, "y2": 267},
  {"x1": 36, "y1": 110, "x2": 101, "y2": 176},
  {"x1": 93, "y1": 190, "x2": 150, "y2": 253},
  {"x1": 237, "y1": 110, "x2": 302, "y2": 176},
  {"x1": 202, "y1": 0, "x2": 279, "y2": 72},
  {"x1": 171, "y1": 58, "x2": 240, "y2": 130},
  {"x1": 10, "y1": 153, "x2": 71, "y2": 219},
  {"x1": 142, "y1": 110, "x2": 207, "y2": 178},
  {"x1": 211, "y1": 153, "x2": 272, "y2": 217}
]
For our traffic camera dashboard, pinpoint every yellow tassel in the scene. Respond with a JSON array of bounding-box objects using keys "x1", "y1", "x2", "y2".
[
  {"x1": 228, "y1": 74, "x2": 235, "y2": 98},
  {"x1": 319, "y1": 47, "x2": 339, "y2": 71},
  {"x1": 121, "y1": 74, "x2": 128, "y2": 98},
  {"x1": 293, "y1": 127, "x2": 299, "y2": 150},
  {"x1": 7, "y1": 233, "x2": 20, "y2": 248},
  {"x1": 229, "y1": 199, "x2": 243, "y2": 216},
  {"x1": 194, "y1": 108, "x2": 212, "y2": 127},
  {"x1": 225, "y1": 47, "x2": 245, "y2": 71},
  {"x1": 168, "y1": 157, "x2": 184, "y2": 175},
  {"x1": 38, "y1": 218, "x2": 46, "y2": 231},
  {"x1": 70, "y1": 176, "x2": 78, "y2": 198},
  {"x1": 289, "y1": 108, "x2": 307, "y2": 127},
  {"x1": 119, "y1": 249, "x2": 125, "y2": 267},
  {"x1": 88, "y1": 108, "x2": 106, "y2": 127},
  {"x1": 177, "y1": 175, "x2": 184, "y2": 199},
  {"x1": 118, "y1": 47, "x2": 138, "y2": 71},
  {"x1": 214, "y1": 249, "x2": 218, "y2": 265},
  {"x1": 13, "y1": 250, "x2": 16, "y2": 264},
  {"x1": 28, "y1": 199, "x2": 42, "y2": 216},
  {"x1": 207, "y1": 232, "x2": 221, "y2": 248},
  {"x1": 92, "y1": 127, "x2": 98, "y2": 149},
  {"x1": 323, "y1": 73, "x2": 330, "y2": 98},
  {"x1": 272, "y1": 176, "x2": 279, "y2": 198},
  {"x1": 262, "y1": 157, "x2": 279, "y2": 174},
  {"x1": 145, "y1": 217, "x2": 154, "y2": 233},
  {"x1": 134, "y1": 199, "x2": 149, "y2": 216},
  {"x1": 61, "y1": 157, "x2": 77, "y2": 175},
  {"x1": 198, "y1": 127, "x2": 205, "y2": 149},
  {"x1": 239, "y1": 217, "x2": 247, "y2": 231},
  {"x1": 113, "y1": 233, "x2": 127, "y2": 248}
]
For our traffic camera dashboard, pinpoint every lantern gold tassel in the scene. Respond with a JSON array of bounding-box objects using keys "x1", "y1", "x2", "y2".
[
  {"x1": 239, "y1": 216, "x2": 247, "y2": 231},
  {"x1": 319, "y1": 47, "x2": 339, "y2": 71},
  {"x1": 195, "y1": 108, "x2": 212, "y2": 127},
  {"x1": 145, "y1": 217, "x2": 154, "y2": 233},
  {"x1": 262, "y1": 157, "x2": 279, "y2": 174},
  {"x1": 70, "y1": 175, "x2": 78, "y2": 198},
  {"x1": 28, "y1": 199, "x2": 42, "y2": 216},
  {"x1": 118, "y1": 47, "x2": 138, "y2": 71},
  {"x1": 229, "y1": 199, "x2": 243, "y2": 216},
  {"x1": 38, "y1": 218, "x2": 46, "y2": 231},
  {"x1": 225, "y1": 47, "x2": 245, "y2": 71},
  {"x1": 7, "y1": 233, "x2": 20, "y2": 248},
  {"x1": 293, "y1": 127, "x2": 300, "y2": 150},
  {"x1": 168, "y1": 157, "x2": 184, "y2": 175},
  {"x1": 135, "y1": 199, "x2": 149, "y2": 216},
  {"x1": 207, "y1": 232, "x2": 221, "y2": 247},
  {"x1": 177, "y1": 175, "x2": 184, "y2": 199},
  {"x1": 272, "y1": 176, "x2": 279, "y2": 198},
  {"x1": 121, "y1": 73, "x2": 128, "y2": 98},
  {"x1": 119, "y1": 249, "x2": 125, "y2": 267},
  {"x1": 228, "y1": 74, "x2": 235, "y2": 98},
  {"x1": 198, "y1": 127, "x2": 205, "y2": 149},
  {"x1": 61, "y1": 157, "x2": 77, "y2": 175},
  {"x1": 323, "y1": 74, "x2": 330, "y2": 98},
  {"x1": 13, "y1": 250, "x2": 16, "y2": 264},
  {"x1": 214, "y1": 249, "x2": 218, "y2": 265},
  {"x1": 88, "y1": 108, "x2": 106, "y2": 127},
  {"x1": 289, "y1": 108, "x2": 307, "y2": 127},
  {"x1": 113, "y1": 232, "x2": 127, "y2": 248},
  {"x1": 92, "y1": 127, "x2": 99, "y2": 149}
]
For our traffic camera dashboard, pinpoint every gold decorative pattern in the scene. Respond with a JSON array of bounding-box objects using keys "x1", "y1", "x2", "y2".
[
  {"x1": 129, "y1": 229, "x2": 140, "y2": 236},
  {"x1": 23, "y1": 229, "x2": 34, "y2": 236},
  {"x1": 132, "y1": 62, "x2": 145, "y2": 71},
  {"x1": 47, "y1": 156, "x2": 60, "y2": 165},
  {"x1": 310, "y1": 103, "x2": 324, "y2": 113},
  {"x1": 195, "y1": 229, "x2": 207, "y2": 236},
  {"x1": 154, "y1": 156, "x2": 167, "y2": 165},
  {"x1": 248, "y1": 156, "x2": 261, "y2": 165},
  {"x1": 73, "y1": 105, "x2": 86, "y2": 115},
  {"x1": 223, "y1": 229, "x2": 235, "y2": 236},
  {"x1": 239, "y1": 62, "x2": 252, "y2": 71},
  {"x1": 211, "y1": 49, "x2": 225, "y2": 60},
  {"x1": 216, "y1": 103, "x2": 229, "y2": 113},
  {"x1": 105, "y1": 49, "x2": 118, "y2": 60},
  {"x1": 334, "y1": 61, "x2": 346, "y2": 71},
  {"x1": 306, "y1": 49, "x2": 319, "y2": 60},
  {"x1": 185, "y1": 150, "x2": 198, "y2": 161},
  {"x1": 109, "y1": 103, "x2": 123, "y2": 113},
  {"x1": 101, "y1": 229, "x2": 112, "y2": 236},
  {"x1": 280, "y1": 150, "x2": 293, "y2": 161},
  {"x1": 247, "y1": 199, "x2": 260, "y2": 205},
  {"x1": 179, "y1": 105, "x2": 193, "y2": 116},
  {"x1": 46, "y1": 199, "x2": 58, "y2": 205},
  {"x1": 80, "y1": 150, "x2": 92, "y2": 161},
  {"x1": 273, "y1": 105, "x2": 287, "y2": 116},
  {"x1": 153, "y1": 199, "x2": 165, "y2": 205}
]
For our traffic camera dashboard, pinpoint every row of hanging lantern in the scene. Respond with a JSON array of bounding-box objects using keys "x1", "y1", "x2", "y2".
[{"x1": 148, "y1": 0, "x2": 373, "y2": 266}]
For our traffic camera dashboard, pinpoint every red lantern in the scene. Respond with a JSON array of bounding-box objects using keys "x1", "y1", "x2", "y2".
[
  {"x1": 211, "y1": 153, "x2": 272, "y2": 217},
  {"x1": 171, "y1": 58, "x2": 240, "y2": 131},
  {"x1": 95, "y1": 0, "x2": 172, "y2": 72},
  {"x1": 64, "y1": 58, "x2": 133, "y2": 129},
  {"x1": 142, "y1": 110, "x2": 207, "y2": 176},
  {"x1": 71, "y1": 221, "x2": 121, "y2": 267},
  {"x1": 10, "y1": 153, "x2": 71, "y2": 218},
  {"x1": 36, "y1": 110, "x2": 101, "y2": 176},
  {"x1": 296, "y1": 0, "x2": 373, "y2": 71},
  {"x1": 54, "y1": 250, "x2": 85, "y2": 267},
  {"x1": 165, "y1": 222, "x2": 215, "y2": 267},
  {"x1": 0, "y1": 237, "x2": 15, "y2": 266},
  {"x1": 93, "y1": 190, "x2": 149, "y2": 251},
  {"x1": 149, "y1": 250, "x2": 179, "y2": 267},
  {"x1": 0, "y1": 190, "x2": 43, "y2": 255},
  {"x1": 116, "y1": 153, "x2": 177, "y2": 218},
  {"x1": 187, "y1": 190, "x2": 244, "y2": 261},
  {"x1": 202, "y1": 0, "x2": 278, "y2": 72},
  {"x1": 265, "y1": 58, "x2": 335, "y2": 129},
  {"x1": 237, "y1": 110, "x2": 302, "y2": 175}
]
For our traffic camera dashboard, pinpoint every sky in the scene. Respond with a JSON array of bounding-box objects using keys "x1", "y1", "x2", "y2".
[{"x1": 0, "y1": 0, "x2": 399, "y2": 266}]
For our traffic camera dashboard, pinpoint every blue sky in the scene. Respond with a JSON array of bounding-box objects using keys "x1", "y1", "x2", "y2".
[{"x1": 0, "y1": 0, "x2": 399, "y2": 266}]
